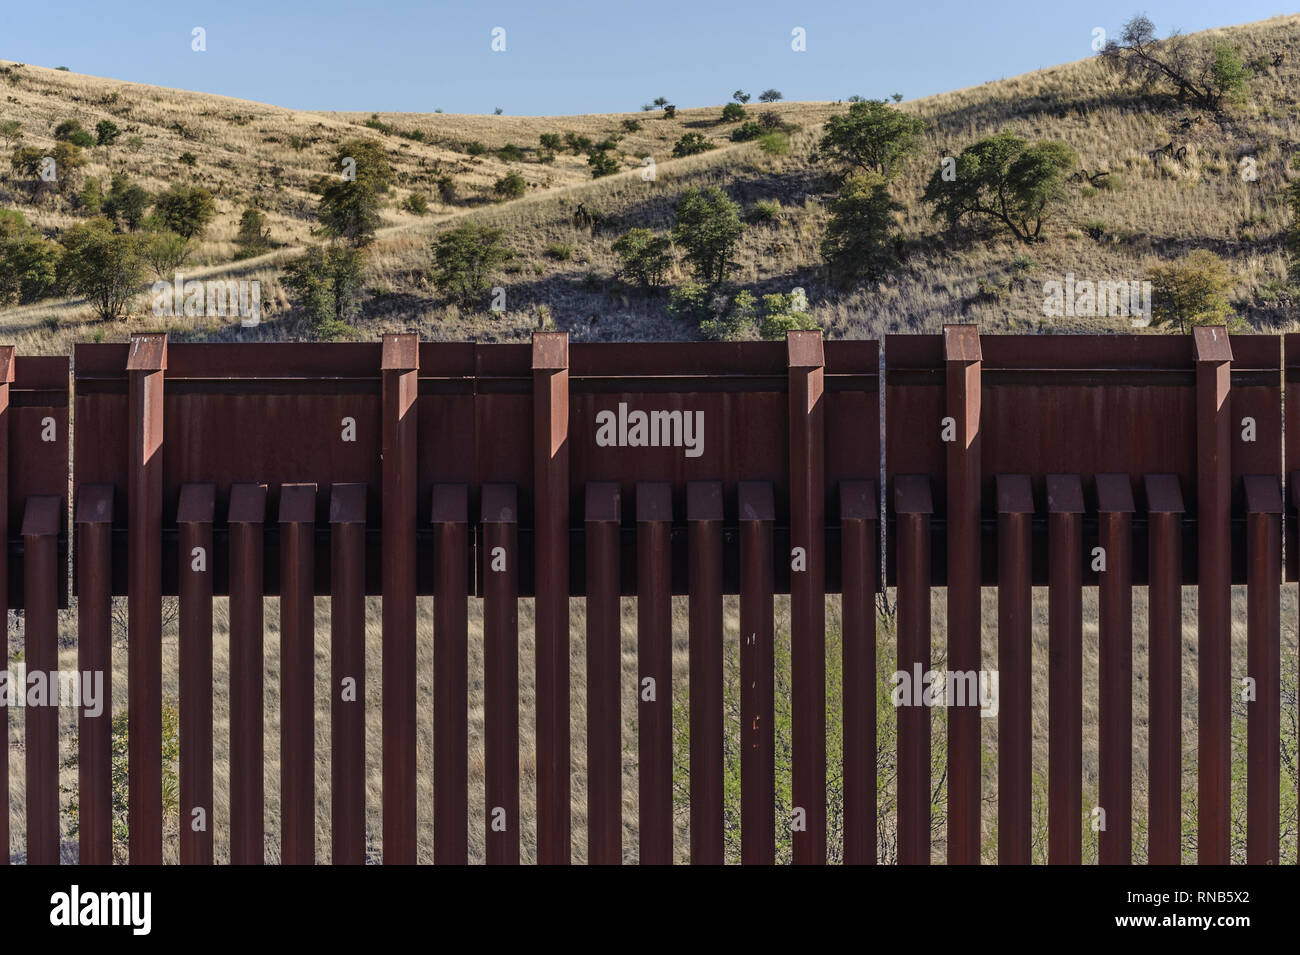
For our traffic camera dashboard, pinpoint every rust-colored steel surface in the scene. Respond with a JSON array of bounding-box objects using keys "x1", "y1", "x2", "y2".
[{"x1": 0, "y1": 326, "x2": 1270, "y2": 865}]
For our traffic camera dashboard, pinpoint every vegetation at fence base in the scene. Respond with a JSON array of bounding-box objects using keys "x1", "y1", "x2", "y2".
[
  {"x1": 61, "y1": 701, "x2": 181, "y2": 864},
  {"x1": 672, "y1": 613, "x2": 950, "y2": 864}
]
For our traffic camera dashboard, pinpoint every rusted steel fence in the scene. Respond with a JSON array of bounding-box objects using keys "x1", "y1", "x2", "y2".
[{"x1": 0, "y1": 327, "x2": 1295, "y2": 864}]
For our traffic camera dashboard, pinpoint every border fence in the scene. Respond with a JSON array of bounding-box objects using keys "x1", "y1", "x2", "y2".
[{"x1": 0, "y1": 326, "x2": 1296, "y2": 864}]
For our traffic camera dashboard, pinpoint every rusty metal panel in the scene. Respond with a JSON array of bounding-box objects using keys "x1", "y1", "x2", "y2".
[
  {"x1": 584, "y1": 481, "x2": 622, "y2": 865},
  {"x1": 687, "y1": 480, "x2": 724, "y2": 865},
  {"x1": 177, "y1": 482, "x2": 215, "y2": 866},
  {"x1": 21, "y1": 496, "x2": 61, "y2": 865},
  {"x1": 481, "y1": 484, "x2": 520, "y2": 865},
  {"x1": 893, "y1": 475, "x2": 932, "y2": 865},
  {"x1": 76, "y1": 485, "x2": 114, "y2": 866},
  {"x1": 840, "y1": 480, "x2": 877, "y2": 865},
  {"x1": 738, "y1": 481, "x2": 775, "y2": 865},
  {"x1": 1096, "y1": 474, "x2": 1134, "y2": 865},
  {"x1": 995, "y1": 474, "x2": 1033, "y2": 864},
  {"x1": 279, "y1": 482, "x2": 317, "y2": 865},
  {"x1": 432, "y1": 483, "x2": 470, "y2": 865},
  {"x1": 1244, "y1": 475, "x2": 1281, "y2": 864},
  {"x1": 328, "y1": 483, "x2": 367, "y2": 865},
  {"x1": 1047, "y1": 474, "x2": 1084, "y2": 866}
]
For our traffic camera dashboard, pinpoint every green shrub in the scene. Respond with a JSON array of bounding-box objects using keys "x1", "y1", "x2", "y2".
[
  {"x1": 54, "y1": 118, "x2": 94, "y2": 148},
  {"x1": 757, "y1": 132, "x2": 790, "y2": 155},
  {"x1": 465, "y1": 140, "x2": 488, "y2": 156},
  {"x1": 281, "y1": 244, "x2": 368, "y2": 336},
  {"x1": 101, "y1": 173, "x2": 150, "y2": 231},
  {"x1": 62, "y1": 701, "x2": 181, "y2": 863},
  {"x1": 564, "y1": 132, "x2": 593, "y2": 155},
  {"x1": 0, "y1": 209, "x2": 61, "y2": 305},
  {"x1": 143, "y1": 230, "x2": 191, "y2": 279},
  {"x1": 1148, "y1": 249, "x2": 1237, "y2": 334},
  {"x1": 612, "y1": 228, "x2": 673, "y2": 290},
  {"x1": 620, "y1": 118, "x2": 642, "y2": 133},
  {"x1": 588, "y1": 149, "x2": 619, "y2": 178},
  {"x1": 493, "y1": 171, "x2": 527, "y2": 199},
  {"x1": 95, "y1": 119, "x2": 120, "y2": 147},
  {"x1": 430, "y1": 223, "x2": 511, "y2": 306},
  {"x1": 544, "y1": 242, "x2": 573, "y2": 261},
  {"x1": 673, "y1": 186, "x2": 743, "y2": 285},
  {"x1": 720, "y1": 102, "x2": 746, "y2": 123},
  {"x1": 671, "y1": 133, "x2": 716, "y2": 158},
  {"x1": 731, "y1": 121, "x2": 764, "y2": 142},
  {"x1": 667, "y1": 280, "x2": 712, "y2": 323},
  {"x1": 745, "y1": 199, "x2": 780, "y2": 224},
  {"x1": 402, "y1": 192, "x2": 429, "y2": 215},
  {"x1": 820, "y1": 173, "x2": 902, "y2": 287},
  {"x1": 759, "y1": 291, "x2": 818, "y2": 338},
  {"x1": 151, "y1": 185, "x2": 216, "y2": 239},
  {"x1": 539, "y1": 133, "x2": 563, "y2": 152},
  {"x1": 56, "y1": 217, "x2": 146, "y2": 321},
  {"x1": 497, "y1": 143, "x2": 525, "y2": 162}
]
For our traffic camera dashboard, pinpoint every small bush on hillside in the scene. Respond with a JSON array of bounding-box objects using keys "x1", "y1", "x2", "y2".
[
  {"x1": 731, "y1": 122, "x2": 763, "y2": 142},
  {"x1": 539, "y1": 133, "x2": 563, "y2": 152},
  {"x1": 620, "y1": 118, "x2": 642, "y2": 133},
  {"x1": 672, "y1": 133, "x2": 715, "y2": 158},
  {"x1": 430, "y1": 223, "x2": 511, "y2": 307},
  {"x1": 54, "y1": 118, "x2": 95, "y2": 148},
  {"x1": 101, "y1": 173, "x2": 150, "y2": 231},
  {"x1": 95, "y1": 119, "x2": 120, "y2": 147},
  {"x1": 721, "y1": 102, "x2": 746, "y2": 123},
  {"x1": 493, "y1": 172, "x2": 527, "y2": 199},
  {"x1": 0, "y1": 209, "x2": 61, "y2": 305},
  {"x1": 757, "y1": 132, "x2": 790, "y2": 155},
  {"x1": 402, "y1": 192, "x2": 429, "y2": 215},
  {"x1": 612, "y1": 228, "x2": 673, "y2": 290},
  {"x1": 588, "y1": 150, "x2": 619, "y2": 178},
  {"x1": 497, "y1": 143, "x2": 525, "y2": 162}
]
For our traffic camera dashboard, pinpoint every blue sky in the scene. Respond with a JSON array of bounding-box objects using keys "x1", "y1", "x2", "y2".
[{"x1": 0, "y1": 1, "x2": 1289, "y2": 115}]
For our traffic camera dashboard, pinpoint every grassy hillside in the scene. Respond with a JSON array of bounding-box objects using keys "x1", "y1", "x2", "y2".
[{"x1": 1, "y1": 14, "x2": 1298, "y2": 351}]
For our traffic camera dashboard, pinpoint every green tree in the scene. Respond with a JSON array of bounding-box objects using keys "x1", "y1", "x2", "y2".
[
  {"x1": 1148, "y1": 249, "x2": 1236, "y2": 334},
  {"x1": 281, "y1": 245, "x2": 368, "y2": 337},
  {"x1": 821, "y1": 172, "x2": 904, "y2": 286},
  {"x1": 318, "y1": 139, "x2": 392, "y2": 246},
  {"x1": 721, "y1": 102, "x2": 746, "y2": 123},
  {"x1": 758, "y1": 89, "x2": 783, "y2": 103},
  {"x1": 0, "y1": 210, "x2": 61, "y2": 305},
  {"x1": 758, "y1": 290, "x2": 818, "y2": 339},
  {"x1": 143, "y1": 230, "x2": 191, "y2": 279},
  {"x1": 151, "y1": 185, "x2": 216, "y2": 239},
  {"x1": 102, "y1": 173, "x2": 150, "y2": 231},
  {"x1": 922, "y1": 132, "x2": 1078, "y2": 243},
  {"x1": 612, "y1": 228, "x2": 673, "y2": 290},
  {"x1": 672, "y1": 186, "x2": 743, "y2": 285},
  {"x1": 56, "y1": 217, "x2": 145, "y2": 321},
  {"x1": 430, "y1": 223, "x2": 511, "y2": 307},
  {"x1": 1101, "y1": 15, "x2": 1252, "y2": 111},
  {"x1": 732, "y1": 89, "x2": 751, "y2": 104},
  {"x1": 818, "y1": 99, "x2": 927, "y2": 177},
  {"x1": 539, "y1": 133, "x2": 563, "y2": 152}
]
